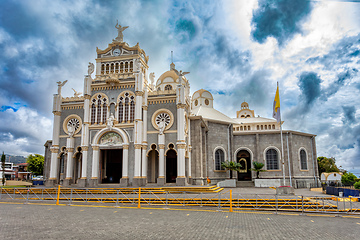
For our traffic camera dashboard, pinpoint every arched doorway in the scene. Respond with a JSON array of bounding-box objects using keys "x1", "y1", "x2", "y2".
[
  {"x1": 73, "y1": 150, "x2": 82, "y2": 184},
  {"x1": 166, "y1": 149, "x2": 177, "y2": 183},
  {"x1": 236, "y1": 150, "x2": 252, "y2": 181},
  {"x1": 147, "y1": 145, "x2": 159, "y2": 183},
  {"x1": 58, "y1": 153, "x2": 65, "y2": 184}
]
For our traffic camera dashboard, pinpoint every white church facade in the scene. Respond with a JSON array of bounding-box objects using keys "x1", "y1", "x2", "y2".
[{"x1": 44, "y1": 25, "x2": 319, "y2": 188}]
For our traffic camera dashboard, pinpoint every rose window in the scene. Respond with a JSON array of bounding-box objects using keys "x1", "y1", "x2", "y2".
[
  {"x1": 67, "y1": 118, "x2": 80, "y2": 131},
  {"x1": 155, "y1": 113, "x2": 170, "y2": 127}
]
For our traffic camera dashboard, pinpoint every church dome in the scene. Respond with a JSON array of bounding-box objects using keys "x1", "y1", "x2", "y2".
[
  {"x1": 155, "y1": 63, "x2": 189, "y2": 92},
  {"x1": 191, "y1": 89, "x2": 213, "y2": 109}
]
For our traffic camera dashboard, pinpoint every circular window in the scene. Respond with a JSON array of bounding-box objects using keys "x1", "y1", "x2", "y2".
[
  {"x1": 205, "y1": 99, "x2": 209, "y2": 105},
  {"x1": 151, "y1": 109, "x2": 174, "y2": 131},
  {"x1": 155, "y1": 113, "x2": 171, "y2": 127},
  {"x1": 63, "y1": 114, "x2": 82, "y2": 135},
  {"x1": 195, "y1": 100, "x2": 198, "y2": 106}
]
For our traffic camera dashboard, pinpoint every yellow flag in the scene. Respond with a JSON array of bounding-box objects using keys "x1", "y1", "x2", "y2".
[{"x1": 273, "y1": 84, "x2": 280, "y2": 123}]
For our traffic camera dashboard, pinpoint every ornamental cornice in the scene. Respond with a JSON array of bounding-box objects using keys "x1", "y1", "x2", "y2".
[
  {"x1": 135, "y1": 91, "x2": 144, "y2": 96},
  {"x1": 50, "y1": 148, "x2": 59, "y2": 153},
  {"x1": 177, "y1": 104, "x2": 186, "y2": 109},
  {"x1": 134, "y1": 144, "x2": 142, "y2": 149},
  {"x1": 177, "y1": 144, "x2": 186, "y2": 149},
  {"x1": 62, "y1": 96, "x2": 85, "y2": 102}
]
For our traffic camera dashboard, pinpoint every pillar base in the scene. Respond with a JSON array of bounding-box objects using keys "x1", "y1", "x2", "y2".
[
  {"x1": 88, "y1": 178, "x2": 98, "y2": 187},
  {"x1": 63, "y1": 179, "x2": 72, "y2": 187},
  {"x1": 77, "y1": 178, "x2": 87, "y2": 188},
  {"x1": 176, "y1": 177, "x2": 186, "y2": 186},
  {"x1": 45, "y1": 179, "x2": 57, "y2": 187},
  {"x1": 157, "y1": 177, "x2": 165, "y2": 186},
  {"x1": 132, "y1": 177, "x2": 144, "y2": 187},
  {"x1": 120, "y1": 178, "x2": 129, "y2": 187}
]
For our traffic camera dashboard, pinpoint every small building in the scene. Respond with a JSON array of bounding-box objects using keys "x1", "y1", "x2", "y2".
[
  {"x1": 16, "y1": 163, "x2": 32, "y2": 181},
  {"x1": 0, "y1": 162, "x2": 15, "y2": 180}
]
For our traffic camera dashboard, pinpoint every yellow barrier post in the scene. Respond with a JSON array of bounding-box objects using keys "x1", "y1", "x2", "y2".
[
  {"x1": 56, "y1": 185, "x2": 61, "y2": 206},
  {"x1": 137, "y1": 187, "x2": 141, "y2": 208},
  {"x1": 229, "y1": 190, "x2": 233, "y2": 212}
]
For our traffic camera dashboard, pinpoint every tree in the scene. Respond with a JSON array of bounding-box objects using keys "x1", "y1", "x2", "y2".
[
  {"x1": 221, "y1": 161, "x2": 242, "y2": 179},
  {"x1": 1, "y1": 152, "x2": 5, "y2": 186},
  {"x1": 341, "y1": 172, "x2": 357, "y2": 185},
  {"x1": 250, "y1": 161, "x2": 266, "y2": 179},
  {"x1": 317, "y1": 156, "x2": 339, "y2": 175},
  {"x1": 26, "y1": 154, "x2": 44, "y2": 176}
]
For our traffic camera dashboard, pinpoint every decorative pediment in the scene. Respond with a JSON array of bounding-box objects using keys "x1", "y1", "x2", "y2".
[{"x1": 99, "y1": 132, "x2": 123, "y2": 145}]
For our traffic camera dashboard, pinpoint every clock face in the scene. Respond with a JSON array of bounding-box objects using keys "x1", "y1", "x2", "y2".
[{"x1": 113, "y1": 49, "x2": 121, "y2": 56}]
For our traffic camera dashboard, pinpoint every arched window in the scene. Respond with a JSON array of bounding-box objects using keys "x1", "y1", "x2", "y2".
[
  {"x1": 97, "y1": 99, "x2": 102, "y2": 124},
  {"x1": 130, "y1": 96, "x2": 135, "y2": 122},
  {"x1": 101, "y1": 64, "x2": 105, "y2": 74},
  {"x1": 130, "y1": 61, "x2": 133, "y2": 72},
  {"x1": 102, "y1": 102, "x2": 107, "y2": 123},
  {"x1": 165, "y1": 84, "x2": 172, "y2": 90},
  {"x1": 266, "y1": 148, "x2": 279, "y2": 170},
  {"x1": 300, "y1": 149, "x2": 308, "y2": 170},
  {"x1": 91, "y1": 103, "x2": 96, "y2": 124},
  {"x1": 215, "y1": 149, "x2": 225, "y2": 170},
  {"x1": 124, "y1": 96, "x2": 129, "y2": 122},
  {"x1": 120, "y1": 62, "x2": 124, "y2": 73},
  {"x1": 115, "y1": 63, "x2": 119, "y2": 73},
  {"x1": 118, "y1": 97, "x2": 124, "y2": 123},
  {"x1": 90, "y1": 94, "x2": 108, "y2": 125}
]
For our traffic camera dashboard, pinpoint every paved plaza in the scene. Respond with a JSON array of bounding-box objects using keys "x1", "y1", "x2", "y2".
[{"x1": 0, "y1": 202, "x2": 359, "y2": 239}]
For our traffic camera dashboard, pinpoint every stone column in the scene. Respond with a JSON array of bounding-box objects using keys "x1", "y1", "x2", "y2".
[
  {"x1": 157, "y1": 134, "x2": 165, "y2": 185},
  {"x1": 120, "y1": 144, "x2": 129, "y2": 186},
  {"x1": 48, "y1": 93, "x2": 62, "y2": 186},
  {"x1": 90, "y1": 146, "x2": 99, "y2": 187},
  {"x1": 64, "y1": 137, "x2": 75, "y2": 186},
  {"x1": 141, "y1": 105, "x2": 148, "y2": 185}
]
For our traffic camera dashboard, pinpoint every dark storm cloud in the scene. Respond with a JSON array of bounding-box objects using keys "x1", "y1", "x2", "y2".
[
  {"x1": 321, "y1": 69, "x2": 357, "y2": 100},
  {"x1": 342, "y1": 105, "x2": 356, "y2": 125},
  {"x1": 251, "y1": 0, "x2": 313, "y2": 46},
  {"x1": 306, "y1": 33, "x2": 360, "y2": 69},
  {"x1": 298, "y1": 71, "x2": 322, "y2": 106}
]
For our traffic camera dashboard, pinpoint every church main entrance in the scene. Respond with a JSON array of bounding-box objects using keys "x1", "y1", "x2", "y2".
[
  {"x1": 166, "y1": 149, "x2": 177, "y2": 183},
  {"x1": 100, "y1": 149, "x2": 122, "y2": 183},
  {"x1": 237, "y1": 150, "x2": 252, "y2": 181}
]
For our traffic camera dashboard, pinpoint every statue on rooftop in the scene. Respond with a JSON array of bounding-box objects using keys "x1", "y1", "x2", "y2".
[
  {"x1": 114, "y1": 20, "x2": 129, "y2": 42},
  {"x1": 56, "y1": 80, "x2": 67, "y2": 96}
]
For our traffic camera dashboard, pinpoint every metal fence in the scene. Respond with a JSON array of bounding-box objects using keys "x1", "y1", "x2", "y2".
[{"x1": 1, "y1": 187, "x2": 359, "y2": 214}]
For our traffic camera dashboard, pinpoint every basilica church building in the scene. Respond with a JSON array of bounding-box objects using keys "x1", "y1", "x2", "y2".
[{"x1": 44, "y1": 26, "x2": 319, "y2": 188}]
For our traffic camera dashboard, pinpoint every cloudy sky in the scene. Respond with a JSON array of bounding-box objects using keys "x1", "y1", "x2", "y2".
[{"x1": 0, "y1": 0, "x2": 359, "y2": 175}]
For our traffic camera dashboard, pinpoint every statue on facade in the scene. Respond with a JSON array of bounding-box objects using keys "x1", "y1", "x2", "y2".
[
  {"x1": 149, "y1": 72, "x2": 155, "y2": 88},
  {"x1": 88, "y1": 62, "x2": 94, "y2": 76},
  {"x1": 107, "y1": 113, "x2": 115, "y2": 129},
  {"x1": 173, "y1": 69, "x2": 190, "y2": 85},
  {"x1": 114, "y1": 20, "x2": 129, "y2": 42},
  {"x1": 72, "y1": 88, "x2": 82, "y2": 97},
  {"x1": 56, "y1": 80, "x2": 68, "y2": 96},
  {"x1": 67, "y1": 125, "x2": 75, "y2": 138},
  {"x1": 158, "y1": 118, "x2": 166, "y2": 135}
]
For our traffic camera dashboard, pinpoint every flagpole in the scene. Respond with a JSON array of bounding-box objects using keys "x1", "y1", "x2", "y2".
[{"x1": 278, "y1": 82, "x2": 286, "y2": 186}]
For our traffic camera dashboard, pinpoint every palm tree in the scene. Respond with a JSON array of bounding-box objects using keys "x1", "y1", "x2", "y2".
[
  {"x1": 250, "y1": 161, "x2": 266, "y2": 179},
  {"x1": 221, "y1": 161, "x2": 242, "y2": 179}
]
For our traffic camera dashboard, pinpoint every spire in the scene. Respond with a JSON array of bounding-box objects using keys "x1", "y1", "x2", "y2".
[{"x1": 170, "y1": 51, "x2": 175, "y2": 70}]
